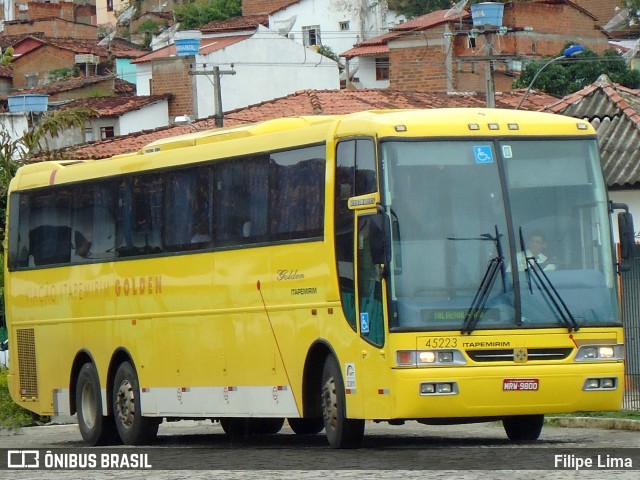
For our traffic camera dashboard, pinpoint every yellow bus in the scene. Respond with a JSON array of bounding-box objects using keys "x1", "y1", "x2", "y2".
[{"x1": 3, "y1": 109, "x2": 634, "y2": 448}]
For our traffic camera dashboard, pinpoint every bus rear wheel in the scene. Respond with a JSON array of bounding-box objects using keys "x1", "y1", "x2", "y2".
[
  {"x1": 503, "y1": 414, "x2": 544, "y2": 441},
  {"x1": 288, "y1": 417, "x2": 325, "y2": 435},
  {"x1": 76, "y1": 363, "x2": 118, "y2": 445},
  {"x1": 112, "y1": 361, "x2": 160, "y2": 445},
  {"x1": 321, "y1": 356, "x2": 364, "y2": 448}
]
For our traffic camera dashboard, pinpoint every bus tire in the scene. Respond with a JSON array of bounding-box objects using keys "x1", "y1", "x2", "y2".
[
  {"x1": 503, "y1": 414, "x2": 544, "y2": 441},
  {"x1": 220, "y1": 417, "x2": 247, "y2": 436},
  {"x1": 321, "y1": 356, "x2": 364, "y2": 448},
  {"x1": 220, "y1": 417, "x2": 284, "y2": 436},
  {"x1": 251, "y1": 418, "x2": 285, "y2": 434},
  {"x1": 288, "y1": 417, "x2": 325, "y2": 435},
  {"x1": 112, "y1": 361, "x2": 160, "y2": 445},
  {"x1": 76, "y1": 363, "x2": 118, "y2": 446}
]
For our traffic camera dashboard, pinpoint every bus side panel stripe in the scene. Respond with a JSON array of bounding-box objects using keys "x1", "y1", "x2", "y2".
[{"x1": 140, "y1": 386, "x2": 300, "y2": 417}]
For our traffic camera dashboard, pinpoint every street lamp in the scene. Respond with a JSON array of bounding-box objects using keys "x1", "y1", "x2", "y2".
[{"x1": 515, "y1": 45, "x2": 585, "y2": 110}]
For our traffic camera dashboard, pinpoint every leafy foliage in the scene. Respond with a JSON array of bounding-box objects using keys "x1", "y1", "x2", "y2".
[
  {"x1": 0, "y1": 368, "x2": 35, "y2": 429},
  {"x1": 175, "y1": 0, "x2": 242, "y2": 30},
  {"x1": 0, "y1": 106, "x2": 98, "y2": 242},
  {"x1": 48, "y1": 67, "x2": 79, "y2": 83},
  {"x1": 1, "y1": 47, "x2": 14, "y2": 66},
  {"x1": 388, "y1": 0, "x2": 454, "y2": 18},
  {"x1": 315, "y1": 44, "x2": 340, "y2": 63},
  {"x1": 512, "y1": 46, "x2": 640, "y2": 97}
]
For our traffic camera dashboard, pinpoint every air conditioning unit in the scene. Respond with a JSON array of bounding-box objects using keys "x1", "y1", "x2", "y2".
[{"x1": 75, "y1": 54, "x2": 100, "y2": 64}]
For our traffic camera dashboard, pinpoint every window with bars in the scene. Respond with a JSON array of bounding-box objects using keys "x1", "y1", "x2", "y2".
[
  {"x1": 375, "y1": 57, "x2": 389, "y2": 81},
  {"x1": 302, "y1": 25, "x2": 321, "y2": 46}
]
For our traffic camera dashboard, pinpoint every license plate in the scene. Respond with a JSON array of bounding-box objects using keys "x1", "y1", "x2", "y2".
[{"x1": 503, "y1": 378, "x2": 539, "y2": 391}]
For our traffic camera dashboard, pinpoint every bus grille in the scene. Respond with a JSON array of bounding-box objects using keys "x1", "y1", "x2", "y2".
[
  {"x1": 466, "y1": 348, "x2": 573, "y2": 362},
  {"x1": 17, "y1": 328, "x2": 38, "y2": 398}
]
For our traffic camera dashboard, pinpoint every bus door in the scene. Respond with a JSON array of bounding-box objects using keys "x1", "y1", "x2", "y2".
[{"x1": 355, "y1": 211, "x2": 391, "y2": 418}]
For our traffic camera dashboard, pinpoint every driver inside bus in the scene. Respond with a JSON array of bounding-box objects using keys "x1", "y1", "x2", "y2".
[{"x1": 515, "y1": 231, "x2": 556, "y2": 272}]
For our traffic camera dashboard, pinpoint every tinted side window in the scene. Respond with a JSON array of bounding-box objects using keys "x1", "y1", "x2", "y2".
[
  {"x1": 28, "y1": 188, "x2": 72, "y2": 266},
  {"x1": 269, "y1": 145, "x2": 325, "y2": 240},
  {"x1": 214, "y1": 156, "x2": 268, "y2": 245},
  {"x1": 72, "y1": 183, "x2": 116, "y2": 261},
  {"x1": 164, "y1": 168, "x2": 214, "y2": 250},
  {"x1": 117, "y1": 175, "x2": 163, "y2": 257}
]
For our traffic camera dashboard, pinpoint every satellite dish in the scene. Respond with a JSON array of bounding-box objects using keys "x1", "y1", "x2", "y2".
[
  {"x1": 274, "y1": 15, "x2": 297, "y2": 36},
  {"x1": 444, "y1": 0, "x2": 469, "y2": 19},
  {"x1": 603, "y1": 8, "x2": 629, "y2": 32},
  {"x1": 98, "y1": 31, "x2": 116, "y2": 46},
  {"x1": 150, "y1": 23, "x2": 180, "y2": 50},
  {"x1": 117, "y1": 6, "x2": 136, "y2": 24}
]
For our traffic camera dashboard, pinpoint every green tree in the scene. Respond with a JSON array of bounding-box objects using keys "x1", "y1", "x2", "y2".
[
  {"x1": 136, "y1": 19, "x2": 163, "y2": 48},
  {"x1": 388, "y1": 0, "x2": 453, "y2": 18},
  {"x1": 1, "y1": 47, "x2": 14, "y2": 66},
  {"x1": 175, "y1": 0, "x2": 242, "y2": 30},
  {"x1": 513, "y1": 46, "x2": 640, "y2": 97},
  {"x1": 0, "y1": 106, "x2": 98, "y2": 240}
]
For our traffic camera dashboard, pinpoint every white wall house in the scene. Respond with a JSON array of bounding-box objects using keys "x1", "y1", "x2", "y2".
[
  {"x1": 196, "y1": 25, "x2": 339, "y2": 115},
  {"x1": 135, "y1": 25, "x2": 340, "y2": 117},
  {"x1": 85, "y1": 100, "x2": 170, "y2": 141},
  {"x1": 269, "y1": 0, "x2": 404, "y2": 56}
]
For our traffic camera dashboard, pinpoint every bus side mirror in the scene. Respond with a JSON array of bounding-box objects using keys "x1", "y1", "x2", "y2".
[
  {"x1": 618, "y1": 211, "x2": 635, "y2": 262},
  {"x1": 369, "y1": 212, "x2": 391, "y2": 267}
]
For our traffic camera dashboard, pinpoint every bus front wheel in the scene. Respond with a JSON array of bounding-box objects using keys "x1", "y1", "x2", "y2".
[
  {"x1": 503, "y1": 414, "x2": 544, "y2": 441},
  {"x1": 76, "y1": 363, "x2": 118, "y2": 445},
  {"x1": 112, "y1": 361, "x2": 160, "y2": 445},
  {"x1": 321, "y1": 356, "x2": 364, "y2": 448}
]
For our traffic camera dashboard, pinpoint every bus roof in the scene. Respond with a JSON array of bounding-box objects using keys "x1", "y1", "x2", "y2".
[{"x1": 9, "y1": 109, "x2": 594, "y2": 191}]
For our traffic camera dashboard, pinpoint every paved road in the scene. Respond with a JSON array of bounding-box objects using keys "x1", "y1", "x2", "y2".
[{"x1": 1, "y1": 419, "x2": 639, "y2": 478}]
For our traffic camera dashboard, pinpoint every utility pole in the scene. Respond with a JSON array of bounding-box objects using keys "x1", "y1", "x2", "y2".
[
  {"x1": 485, "y1": 33, "x2": 495, "y2": 108},
  {"x1": 190, "y1": 66, "x2": 236, "y2": 127}
]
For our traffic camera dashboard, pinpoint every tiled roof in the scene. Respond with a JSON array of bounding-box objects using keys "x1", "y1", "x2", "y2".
[
  {"x1": 543, "y1": 74, "x2": 640, "y2": 187},
  {"x1": 4, "y1": 75, "x2": 134, "y2": 98},
  {"x1": 243, "y1": 0, "x2": 299, "y2": 15},
  {"x1": 12, "y1": 36, "x2": 148, "y2": 59},
  {"x1": 55, "y1": 88, "x2": 558, "y2": 160},
  {"x1": 56, "y1": 94, "x2": 172, "y2": 117},
  {"x1": 341, "y1": 32, "x2": 403, "y2": 58},
  {"x1": 200, "y1": 14, "x2": 269, "y2": 33},
  {"x1": 341, "y1": 9, "x2": 468, "y2": 58},
  {"x1": 0, "y1": 65, "x2": 12, "y2": 78},
  {"x1": 131, "y1": 36, "x2": 249, "y2": 63},
  {"x1": 391, "y1": 8, "x2": 469, "y2": 31},
  {"x1": 0, "y1": 32, "x2": 45, "y2": 49}
]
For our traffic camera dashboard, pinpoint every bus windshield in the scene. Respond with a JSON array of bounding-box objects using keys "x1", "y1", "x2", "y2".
[{"x1": 381, "y1": 138, "x2": 619, "y2": 332}]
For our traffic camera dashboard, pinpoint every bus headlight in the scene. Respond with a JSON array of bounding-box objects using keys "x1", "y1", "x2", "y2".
[
  {"x1": 396, "y1": 350, "x2": 466, "y2": 367},
  {"x1": 583, "y1": 377, "x2": 617, "y2": 390},
  {"x1": 575, "y1": 345, "x2": 624, "y2": 362}
]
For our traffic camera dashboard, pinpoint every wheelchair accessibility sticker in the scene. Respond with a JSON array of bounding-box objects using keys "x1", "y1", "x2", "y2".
[
  {"x1": 360, "y1": 312, "x2": 370, "y2": 333},
  {"x1": 474, "y1": 145, "x2": 494, "y2": 164}
]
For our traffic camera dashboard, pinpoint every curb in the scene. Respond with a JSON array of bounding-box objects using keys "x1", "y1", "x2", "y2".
[{"x1": 546, "y1": 416, "x2": 640, "y2": 431}]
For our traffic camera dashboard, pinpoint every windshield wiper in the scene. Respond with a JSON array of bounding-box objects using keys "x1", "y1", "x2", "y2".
[
  {"x1": 519, "y1": 227, "x2": 579, "y2": 332},
  {"x1": 461, "y1": 225, "x2": 505, "y2": 335}
]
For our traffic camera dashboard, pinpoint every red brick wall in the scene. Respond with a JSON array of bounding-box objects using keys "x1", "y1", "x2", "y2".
[
  {"x1": 389, "y1": 30, "x2": 449, "y2": 92},
  {"x1": 14, "y1": 2, "x2": 76, "y2": 21},
  {"x1": 151, "y1": 57, "x2": 196, "y2": 120},
  {"x1": 11, "y1": 45, "x2": 76, "y2": 89},
  {"x1": 388, "y1": 3, "x2": 610, "y2": 93},
  {"x1": 4, "y1": 19, "x2": 98, "y2": 39}
]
